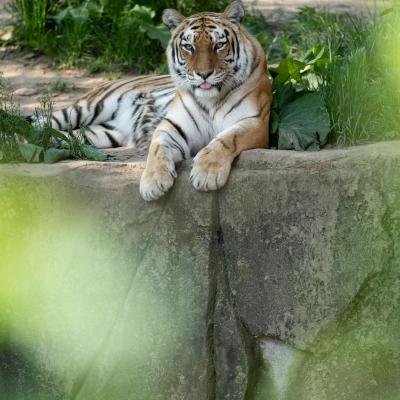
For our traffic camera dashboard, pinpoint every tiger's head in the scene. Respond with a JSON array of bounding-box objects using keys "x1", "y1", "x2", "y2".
[{"x1": 163, "y1": 1, "x2": 259, "y2": 98}]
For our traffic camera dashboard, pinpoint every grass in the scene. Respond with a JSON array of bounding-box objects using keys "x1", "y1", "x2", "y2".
[
  {"x1": 50, "y1": 79, "x2": 72, "y2": 93},
  {"x1": 10, "y1": 0, "x2": 231, "y2": 73},
  {"x1": 0, "y1": 78, "x2": 23, "y2": 161},
  {"x1": 320, "y1": 8, "x2": 400, "y2": 145},
  {"x1": 0, "y1": 74, "x2": 108, "y2": 163},
  {"x1": 266, "y1": 3, "x2": 400, "y2": 147},
  {"x1": 267, "y1": 6, "x2": 371, "y2": 63}
]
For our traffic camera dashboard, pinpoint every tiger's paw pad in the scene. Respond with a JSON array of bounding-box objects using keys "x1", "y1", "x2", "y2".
[
  {"x1": 140, "y1": 163, "x2": 177, "y2": 201},
  {"x1": 190, "y1": 150, "x2": 232, "y2": 192}
]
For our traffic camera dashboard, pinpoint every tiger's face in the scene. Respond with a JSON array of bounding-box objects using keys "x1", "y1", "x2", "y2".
[{"x1": 163, "y1": 2, "x2": 246, "y2": 98}]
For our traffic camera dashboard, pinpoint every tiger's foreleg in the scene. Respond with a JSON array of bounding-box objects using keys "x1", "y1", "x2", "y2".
[
  {"x1": 140, "y1": 119, "x2": 191, "y2": 201},
  {"x1": 190, "y1": 115, "x2": 270, "y2": 192}
]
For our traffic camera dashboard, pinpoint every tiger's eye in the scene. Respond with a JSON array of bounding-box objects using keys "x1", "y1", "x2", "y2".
[
  {"x1": 215, "y1": 42, "x2": 225, "y2": 50},
  {"x1": 183, "y1": 44, "x2": 194, "y2": 52}
]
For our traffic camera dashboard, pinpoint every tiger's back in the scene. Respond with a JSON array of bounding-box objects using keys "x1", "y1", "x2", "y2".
[{"x1": 50, "y1": 75, "x2": 176, "y2": 149}]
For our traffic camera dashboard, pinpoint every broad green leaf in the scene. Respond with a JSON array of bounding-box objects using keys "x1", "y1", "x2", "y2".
[
  {"x1": 304, "y1": 46, "x2": 328, "y2": 65},
  {"x1": 269, "y1": 59, "x2": 306, "y2": 87},
  {"x1": 44, "y1": 148, "x2": 72, "y2": 164},
  {"x1": 142, "y1": 22, "x2": 171, "y2": 49},
  {"x1": 81, "y1": 145, "x2": 108, "y2": 161},
  {"x1": 278, "y1": 92, "x2": 330, "y2": 151},
  {"x1": 275, "y1": 82, "x2": 296, "y2": 111},
  {"x1": 42, "y1": 127, "x2": 70, "y2": 142},
  {"x1": 18, "y1": 143, "x2": 44, "y2": 163}
]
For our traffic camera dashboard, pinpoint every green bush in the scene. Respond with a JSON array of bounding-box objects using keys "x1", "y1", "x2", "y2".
[
  {"x1": 12, "y1": 0, "x2": 231, "y2": 73},
  {"x1": 267, "y1": 5, "x2": 400, "y2": 148},
  {"x1": 319, "y1": 8, "x2": 400, "y2": 145}
]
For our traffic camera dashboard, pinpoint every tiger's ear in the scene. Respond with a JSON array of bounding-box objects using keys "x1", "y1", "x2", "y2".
[
  {"x1": 162, "y1": 9, "x2": 185, "y2": 30},
  {"x1": 224, "y1": 1, "x2": 245, "y2": 24}
]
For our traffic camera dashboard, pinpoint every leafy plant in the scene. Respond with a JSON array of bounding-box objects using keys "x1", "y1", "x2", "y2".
[
  {"x1": 269, "y1": 46, "x2": 332, "y2": 150},
  {"x1": 51, "y1": 79, "x2": 72, "y2": 93},
  {"x1": 0, "y1": 75, "x2": 108, "y2": 163},
  {"x1": 269, "y1": 4, "x2": 400, "y2": 149}
]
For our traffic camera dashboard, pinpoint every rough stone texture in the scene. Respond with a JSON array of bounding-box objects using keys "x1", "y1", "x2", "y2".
[
  {"x1": 220, "y1": 146, "x2": 392, "y2": 348},
  {"x1": 1, "y1": 142, "x2": 400, "y2": 400}
]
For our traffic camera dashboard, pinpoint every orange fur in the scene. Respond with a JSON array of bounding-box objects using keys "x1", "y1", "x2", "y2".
[{"x1": 140, "y1": 2, "x2": 272, "y2": 201}]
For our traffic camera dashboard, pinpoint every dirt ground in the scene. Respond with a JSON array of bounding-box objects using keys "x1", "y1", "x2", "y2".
[{"x1": 0, "y1": 0, "x2": 385, "y2": 116}]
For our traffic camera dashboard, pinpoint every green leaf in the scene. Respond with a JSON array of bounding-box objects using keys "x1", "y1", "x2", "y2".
[
  {"x1": 380, "y1": 7, "x2": 394, "y2": 17},
  {"x1": 142, "y1": 22, "x2": 171, "y2": 49},
  {"x1": 0, "y1": 150, "x2": 3, "y2": 161},
  {"x1": 269, "y1": 59, "x2": 306, "y2": 87},
  {"x1": 18, "y1": 143, "x2": 44, "y2": 163},
  {"x1": 42, "y1": 127, "x2": 70, "y2": 142},
  {"x1": 81, "y1": 145, "x2": 108, "y2": 161},
  {"x1": 275, "y1": 82, "x2": 296, "y2": 111},
  {"x1": 44, "y1": 148, "x2": 72, "y2": 164},
  {"x1": 278, "y1": 92, "x2": 330, "y2": 151},
  {"x1": 270, "y1": 110, "x2": 279, "y2": 135}
]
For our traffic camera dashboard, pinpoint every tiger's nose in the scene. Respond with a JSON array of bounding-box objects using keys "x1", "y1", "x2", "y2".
[{"x1": 195, "y1": 71, "x2": 213, "y2": 80}]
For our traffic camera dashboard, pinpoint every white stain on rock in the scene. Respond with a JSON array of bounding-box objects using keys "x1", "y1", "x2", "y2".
[{"x1": 260, "y1": 338, "x2": 302, "y2": 399}]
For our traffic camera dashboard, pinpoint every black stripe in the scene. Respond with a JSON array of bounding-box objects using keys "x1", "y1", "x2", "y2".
[
  {"x1": 236, "y1": 114, "x2": 261, "y2": 123},
  {"x1": 215, "y1": 80, "x2": 245, "y2": 111},
  {"x1": 100, "y1": 122, "x2": 114, "y2": 130},
  {"x1": 62, "y1": 108, "x2": 69, "y2": 125},
  {"x1": 131, "y1": 109, "x2": 144, "y2": 133},
  {"x1": 261, "y1": 101, "x2": 270, "y2": 114},
  {"x1": 76, "y1": 105, "x2": 82, "y2": 128},
  {"x1": 172, "y1": 44, "x2": 176, "y2": 63},
  {"x1": 83, "y1": 126, "x2": 96, "y2": 146},
  {"x1": 250, "y1": 40, "x2": 262, "y2": 74},
  {"x1": 178, "y1": 93, "x2": 200, "y2": 132},
  {"x1": 165, "y1": 132, "x2": 186, "y2": 159},
  {"x1": 164, "y1": 118, "x2": 189, "y2": 145},
  {"x1": 110, "y1": 96, "x2": 123, "y2": 121},
  {"x1": 85, "y1": 126, "x2": 97, "y2": 136},
  {"x1": 130, "y1": 104, "x2": 141, "y2": 120},
  {"x1": 52, "y1": 115, "x2": 62, "y2": 129},
  {"x1": 224, "y1": 87, "x2": 257, "y2": 118},
  {"x1": 250, "y1": 55, "x2": 261, "y2": 75},
  {"x1": 151, "y1": 88, "x2": 176, "y2": 98},
  {"x1": 105, "y1": 131, "x2": 120, "y2": 148},
  {"x1": 232, "y1": 30, "x2": 240, "y2": 59},
  {"x1": 88, "y1": 78, "x2": 144, "y2": 125},
  {"x1": 187, "y1": 90, "x2": 210, "y2": 117},
  {"x1": 160, "y1": 98, "x2": 174, "y2": 114},
  {"x1": 89, "y1": 101, "x2": 104, "y2": 125}
]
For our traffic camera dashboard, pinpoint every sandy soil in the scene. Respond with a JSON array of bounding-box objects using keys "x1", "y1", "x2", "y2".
[
  {"x1": 0, "y1": 47, "x2": 112, "y2": 116},
  {"x1": 0, "y1": 0, "x2": 385, "y2": 116}
]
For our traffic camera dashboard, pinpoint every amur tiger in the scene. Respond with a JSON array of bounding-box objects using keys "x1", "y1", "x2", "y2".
[{"x1": 45, "y1": 1, "x2": 272, "y2": 201}]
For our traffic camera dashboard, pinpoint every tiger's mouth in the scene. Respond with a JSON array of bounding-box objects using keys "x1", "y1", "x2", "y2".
[{"x1": 199, "y1": 82, "x2": 213, "y2": 90}]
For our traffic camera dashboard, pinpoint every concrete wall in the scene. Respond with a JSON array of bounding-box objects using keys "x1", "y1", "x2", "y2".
[{"x1": 1, "y1": 142, "x2": 400, "y2": 400}]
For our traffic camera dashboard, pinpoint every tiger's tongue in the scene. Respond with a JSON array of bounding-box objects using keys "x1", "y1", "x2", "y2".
[{"x1": 200, "y1": 82, "x2": 212, "y2": 90}]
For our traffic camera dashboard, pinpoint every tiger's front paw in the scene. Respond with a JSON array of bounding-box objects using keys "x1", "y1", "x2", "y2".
[
  {"x1": 190, "y1": 145, "x2": 233, "y2": 192},
  {"x1": 140, "y1": 159, "x2": 177, "y2": 201}
]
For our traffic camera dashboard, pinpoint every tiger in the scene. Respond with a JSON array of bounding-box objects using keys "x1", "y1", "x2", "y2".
[{"x1": 45, "y1": 1, "x2": 272, "y2": 201}]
